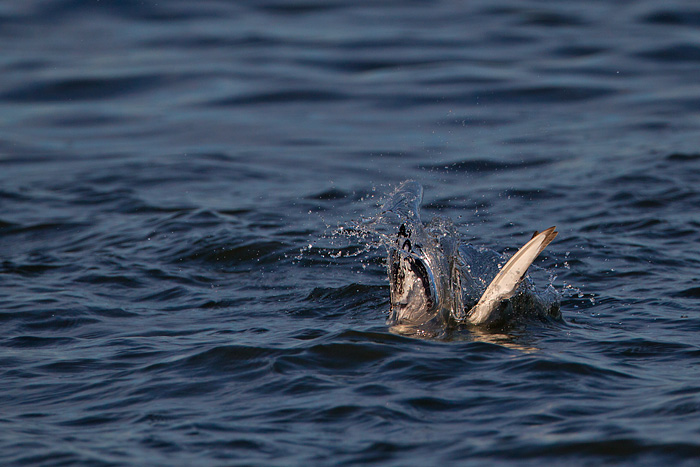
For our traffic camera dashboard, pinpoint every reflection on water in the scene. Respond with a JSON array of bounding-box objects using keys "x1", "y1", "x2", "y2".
[{"x1": 389, "y1": 323, "x2": 539, "y2": 352}]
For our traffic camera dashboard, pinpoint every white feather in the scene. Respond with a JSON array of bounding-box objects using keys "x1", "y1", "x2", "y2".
[{"x1": 467, "y1": 227, "x2": 557, "y2": 325}]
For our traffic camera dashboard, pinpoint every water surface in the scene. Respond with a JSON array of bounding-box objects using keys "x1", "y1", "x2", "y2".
[{"x1": 2, "y1": 1, "x2": 700, "y2": 465}]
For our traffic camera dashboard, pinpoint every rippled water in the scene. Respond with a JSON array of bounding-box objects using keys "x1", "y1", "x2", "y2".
[{"x1": 2, "y1": 1, "x2": 700, "y2": 465}]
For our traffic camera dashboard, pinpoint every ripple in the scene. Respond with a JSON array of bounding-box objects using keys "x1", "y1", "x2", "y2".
[
  {"x1": 257, "y1": 2, "x2": 345, "y2": 15},
  {"x1": 212, "y1": 89, "x2": 348, "y2": 106},
  {"x1": 642, "y1": 9, "x2": 700, "y2": 27},
  {"x1": 37, "y1": 357, "x2": 103, "y2": 374},
  {"x1": 675, "y1": 287, "x2": 700, "y2": 298},
  {"x1": 506, "y1": 355, "x2": 636, "y2": 382},
  {"x1": 517, "y1": 10, "x2": 587, "y2": 27},
  {"x1": 473, "y1": 85, "x2": 615, "y2": 105},
  {"x1": 667, "y1": 152, "x2": 700, "y2": 162},
  {"x1": 638, "y1": 44, "x2": 700, "y2": 62},
  {"x1": 174, "y1": 237, "x2": 290, "y2": 270},
  {"x1": 21, "y1": 315, "x2": 101, "y2": 332},
  {"x1": 552, "y1": 45, "x2": 607, "y2": 58},
  {"x1": 284, "y1": 340, "x2": 393, "y2": 372},
  {"x1": 0, "y1": 75, "x2": 164, "y2": 102},
  {"x1": 5, "y1": 335, "x2": 77, "y2": 349},
  {"x1": 305, "y1": 188, "x2": 349, "y2": 201},
  {"x1": 486, "y1": 439, "x2": 700, "y2": 464},
  {"x1": 420, "y1": 158, "x2": 552, "y2": 173},
  {"x1": 305, "y1": 283, "x2": 386, "y2": 302},
  {"x1": 1, "y1": 259, "x2": 60, "y2": 277},
  {"x1": 177, "y1": 345, "x2": 284, "y2": 374}
]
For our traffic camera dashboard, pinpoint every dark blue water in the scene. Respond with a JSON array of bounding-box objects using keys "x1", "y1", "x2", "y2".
[{"x1": 2, "y1": 1, "x2": 700, "y2": 465}]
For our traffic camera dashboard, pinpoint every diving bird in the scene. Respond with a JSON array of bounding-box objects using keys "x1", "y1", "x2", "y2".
[{"x1": 384, "y1": 181, "x2": 559, "y2": 331}]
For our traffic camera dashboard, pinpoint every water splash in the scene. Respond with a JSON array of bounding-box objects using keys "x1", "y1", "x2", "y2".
[{"x1": 342, "y1": 181, "x2": 562, "y2": 335}]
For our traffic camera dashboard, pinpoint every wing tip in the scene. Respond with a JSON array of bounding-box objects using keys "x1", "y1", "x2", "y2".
[
  {"x1": 532, "y1": 225, "x2": 557, "y2": 237},
  {"x1": 541, "y1": 225, "x2": 558, "y2": 247},
  {"x1": 467, "y1": 225, "x2": 559, "y2": 326}
]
